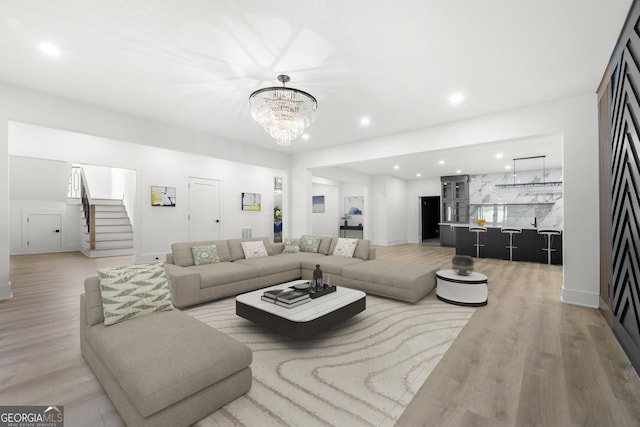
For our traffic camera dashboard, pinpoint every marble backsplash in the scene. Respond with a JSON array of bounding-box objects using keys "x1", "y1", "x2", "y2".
[{"x1": 469, "y1": 168, "x2": 563, "y2": 229}]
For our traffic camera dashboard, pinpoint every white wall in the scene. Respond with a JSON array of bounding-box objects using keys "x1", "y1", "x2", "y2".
[
  {"x1": 9, "y1": 200, "x2": 81, "y2": 254},
  {"x1": 0, "y1": 80, "x2": 289, "y2": 298},
  {"x1": 0, "y1": 109, "x2": 9, "y2": 299},
  {"x1": 9, "y1": 156, "x2": 80, "y2": 254},
  {"x1": 291, "y1": 94, "x2": 602, "y2": 307},
  {"x1": 112, "y1": 168, "x2": 137, "y2": 227},
  {"x1": 371, "y1": 176, "x2": 407, "y2": 245},
  {"x1": 0, "y1": 82, "x2": 602, "y2": 307},
  {"x1": 308, "y1": 168, "x2": 372, "y2": 240},
  {"x1": 9, "y1": 122, "x2": 287, "y2": 262},
  {"x1": 83, "y1": 164, "x2": 114, "y2": 199},
  {"x1": 9, "y1": 156, "x2": 70, "y2": 201},
  {"x1": 311, "y1": 182, "x2": 339, "y2": 237},
  {"x1": 342, "y1": 182, "x2": 367, "y2": 229}
]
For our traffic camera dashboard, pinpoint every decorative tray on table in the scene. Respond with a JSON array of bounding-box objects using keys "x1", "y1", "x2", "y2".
[{"x1": 308, "y1": 285, "x2": 336, "y2": 299}]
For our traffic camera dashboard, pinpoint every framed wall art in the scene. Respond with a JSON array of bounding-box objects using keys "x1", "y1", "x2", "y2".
[
  {"x1": 345, "y1": 195, "x2": 363, "y2": 215},
  {"x1": 312, "y1": 195, "x2": 325, "y2": 213},
  {"x1": 242, "y1": 192, "x2": 261, "y2": 211},
  {"x1": 151, "y1": 186, "x2": 176, "y2": 207}
]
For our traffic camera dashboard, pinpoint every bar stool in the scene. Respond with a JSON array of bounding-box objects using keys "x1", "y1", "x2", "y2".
[
  {"x1": 468, "y1": 226, "x2": 487, "y2": 258},
  {"x1": 538, "y1": 228, "x2": 562, "y2": 264},
  {"x1": 501, "y1": 227, "x2": 522, "y2": 261}
]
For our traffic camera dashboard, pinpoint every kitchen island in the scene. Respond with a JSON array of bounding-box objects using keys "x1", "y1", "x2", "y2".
[{"x1": 439, "y1": 223, "x2": 563, "y2": 265}]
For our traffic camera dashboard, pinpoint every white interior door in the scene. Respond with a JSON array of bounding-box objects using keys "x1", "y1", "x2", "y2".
[
  {"x1": 188, "y1": 177, "x2": 221, "y2": 240},
  {"x1": 26, "y1": 213, "x2": 62, "y2": 251}
]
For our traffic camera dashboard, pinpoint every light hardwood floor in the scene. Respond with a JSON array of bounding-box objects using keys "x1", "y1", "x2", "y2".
[{"x1": 1, "y1": 247, "x2": 639, "y2": 427}]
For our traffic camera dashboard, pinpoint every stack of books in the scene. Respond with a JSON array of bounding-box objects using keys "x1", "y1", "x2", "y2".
[{"x1": 261, "y1": 289, "x2": 310, "y2": 308}]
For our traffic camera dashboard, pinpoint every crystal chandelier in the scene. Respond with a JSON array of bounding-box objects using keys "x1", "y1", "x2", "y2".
[{"x1": 249, "y1": 75, "x2": 318, "y2": 146}]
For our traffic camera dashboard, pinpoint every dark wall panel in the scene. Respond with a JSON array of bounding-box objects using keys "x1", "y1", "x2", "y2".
[{"x1": 607, "y1": 1, "x2": 640, "y2": 373}]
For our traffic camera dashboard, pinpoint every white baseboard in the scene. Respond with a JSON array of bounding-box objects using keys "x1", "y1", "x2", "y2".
[
  {"x1": 10, "y1": 247, "x2": 79, "y2": 256},
  {"x1": 371, "y1": 239, "x2": 408, "y2": 247},
  {"x1": 561, "y1": 287, "x2": 599, "y2": 308},
  {"x1": 139, "y1": 253, "x2": 170, "y2": 263},
  {"x1": 0, "y1": 281, "x2": 13, "y2": 300}
]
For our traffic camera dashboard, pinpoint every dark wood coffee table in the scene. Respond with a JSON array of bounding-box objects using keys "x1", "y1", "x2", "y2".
[{"x1": 235, "y1": 280, "x2": 366, "y2": 339}]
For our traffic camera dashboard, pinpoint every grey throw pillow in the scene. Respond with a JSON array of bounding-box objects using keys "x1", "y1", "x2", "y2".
[
  {"x1": 191, "y1": 244, "x2": 220, "y2": 265},
  {"x1": 299, "y1": 235, "x2": 321, "y2": 253},
  {"x1": 98, "y1": 263, "x2": 173, "y2": 326},
  {"x1": 283, "y1": 238, "x2": 300, "y2": 253}
]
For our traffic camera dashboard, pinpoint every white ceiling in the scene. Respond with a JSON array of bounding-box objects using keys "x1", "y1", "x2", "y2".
[
  {"x1": 0, "y1": 0, "x2": 631, "y2": 179},
  {"x1": 327, "y1": 134, "x2": 564, "y2": 181}
]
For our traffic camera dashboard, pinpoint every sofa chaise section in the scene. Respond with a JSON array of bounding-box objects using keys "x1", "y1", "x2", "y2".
[
  {"x1": 80, "y1": 277, "x2": 252, "y2": 427},
  {"x1": 341, "y1": 259, "x2": 438, "y2": 303}
]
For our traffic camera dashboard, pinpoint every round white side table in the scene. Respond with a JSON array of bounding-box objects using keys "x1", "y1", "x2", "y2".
[{"x1": 436, "y1": 269, "x2": 488, "y2": 306}]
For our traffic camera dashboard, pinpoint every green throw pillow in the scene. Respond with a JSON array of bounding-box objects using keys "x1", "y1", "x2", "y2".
[
  {"x1": 191, "y1": 244, "x2": 220, "y2": 265},
  {"x1": 98, "y1": 262, "x2": 173, "y2": 326},
  {"x1": 283, "y1": 238, "x2": 300, "y2": 253},
  {"x1": 299, "y1": 235, "x2": 321, "y2": 253}
]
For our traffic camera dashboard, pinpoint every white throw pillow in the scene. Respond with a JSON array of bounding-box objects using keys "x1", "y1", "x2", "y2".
[
  {"x1": 241, "y1": 240, "x2": 269, "y2": 259},
  {"x1": 332, "y1": 238, "x2": 358, "y2": 258},
  {"x1": 98, "y1": 262, "x2": 173, "y2": 326}
]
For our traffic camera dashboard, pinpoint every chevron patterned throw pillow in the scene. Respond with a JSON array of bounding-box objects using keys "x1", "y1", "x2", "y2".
[{"x1": 98, "y1": 262, "x2": 173, "y2": 326}]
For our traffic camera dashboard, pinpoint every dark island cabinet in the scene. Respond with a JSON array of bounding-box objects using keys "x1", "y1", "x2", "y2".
[
  {"x1": 439, "y1": 225, "x2": 456, "y2": 247},
  {"x1": 454, "y1": 226, "x2": 562, "y2": 265}
]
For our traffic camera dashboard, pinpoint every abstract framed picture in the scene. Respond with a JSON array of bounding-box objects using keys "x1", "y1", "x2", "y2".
[
  {"x1": 151, "y1": 186, "x2": 176, "y2": 207},
  {"x1": 345, "y1": 196, "x2": 364, "y2": 215},
  {"x1": 312, "y1": 195, "x2": 325, "y2": 213},
  {"x1": 242, "y1": 192, "x2": 261, "y2": 211}
]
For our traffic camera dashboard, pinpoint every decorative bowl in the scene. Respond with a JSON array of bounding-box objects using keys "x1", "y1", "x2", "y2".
[
  {"x1": 452, "y1": 255, "x2": 474, "y2": 276},
  {"x1": 476, "y1": 219, "x2": 486, "y2": 226}
]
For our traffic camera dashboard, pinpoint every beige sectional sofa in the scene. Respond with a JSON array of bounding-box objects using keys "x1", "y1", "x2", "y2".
[
  {"x1": 166, "y1": 236, "x2": 437, "y2": 307},
  {"x1": 81, "y1": 235, "x2": 439, "y2": 426},
  {"x1": 165, "y1": 236, "x2": 375, "y2": 308},
  {"x1": 80, "y1": 277, "x2": 253, "y2": 427},
  {"x1": 165, "y1": 237, "x2": 302, "y2": 308}
]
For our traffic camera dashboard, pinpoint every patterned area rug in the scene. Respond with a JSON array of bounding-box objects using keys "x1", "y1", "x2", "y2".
[{"x1": 186, "y1": 291, "x2": 475, "y2": 427}]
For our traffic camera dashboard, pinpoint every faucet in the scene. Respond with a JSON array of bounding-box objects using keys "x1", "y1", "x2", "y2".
[{"x1": 531, "y1": 216, "x2": 537, "y2": 228}]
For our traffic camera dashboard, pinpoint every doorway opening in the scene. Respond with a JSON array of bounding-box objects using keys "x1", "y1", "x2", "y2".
[{"x1": 421, "y1": 196, "x2": 440, "y2": 245}]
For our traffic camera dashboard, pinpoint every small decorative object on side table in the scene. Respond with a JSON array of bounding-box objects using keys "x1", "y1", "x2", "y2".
[
  {"x1": 341, "y1": 214, "x2": 351, "y2": 227},
  {"x1": 452, "y1": 255, "x2": 474, "y2": 276}
]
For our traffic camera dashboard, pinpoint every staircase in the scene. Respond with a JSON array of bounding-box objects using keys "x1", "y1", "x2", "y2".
[{"x1": 81, "y1": 198, "x2": 134, "y2": 258}]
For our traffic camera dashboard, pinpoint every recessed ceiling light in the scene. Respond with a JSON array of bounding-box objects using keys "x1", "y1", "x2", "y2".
[
  {"x1": 38, "y1": 42, "x2": 60, "y2": 57},
  {"x1": 505, "y1": 165, "x2": 511, "y2": 170},
  {"x1": 360, "y1": 117, "x2": 371, "y2": 126},
  {"x1": 456, "y1": 170, "x2": 462, "y2": 174},
  {"x1": 496, "y1": 153, "x2": 503, "y2": 159},
  {"x1": 449, "y1": 92, "x2": 464, "y2": 105},
  {"x1": 438, "y1": 160, "x2": 445, "y2": 165},
  {"x1": 302, "y1": 134, "x2": 310, "y2": 140},
  {"x1": 416, "y1": 173, "x2": 421, "y2": 177},
  {"x1": 393, "y1": 165, "x2": 399, "y2": 170}
]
